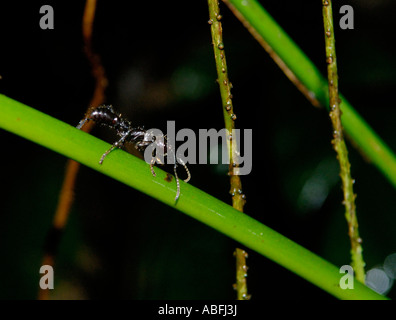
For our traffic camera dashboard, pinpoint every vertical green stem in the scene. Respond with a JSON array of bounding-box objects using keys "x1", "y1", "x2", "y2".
[
  {"x1": 322, "y1": 0, "x2": 365, "y2": 283},
  {"x1": 234, "y1": 249, "x2": 250, "y2": 300},
  {"x1": 207, "y1": 0, "x2": 249, "y2": 299}
]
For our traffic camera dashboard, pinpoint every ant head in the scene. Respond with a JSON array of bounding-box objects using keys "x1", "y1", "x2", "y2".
[{"x1": 143, "y1": 129, "x2": 166, "y2": 148}]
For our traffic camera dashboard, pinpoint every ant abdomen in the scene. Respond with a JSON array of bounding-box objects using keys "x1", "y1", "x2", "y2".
[
  {"x1": 77, "y1": 105, "x2": 116, "y2": 129},
  {"x1": 89, "y1": 105, "x2": 122, "y2": 129}
]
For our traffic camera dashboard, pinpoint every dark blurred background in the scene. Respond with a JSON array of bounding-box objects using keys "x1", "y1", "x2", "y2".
[{"x1": 0, "y1": 0, "x2": 395, "y2": 300}]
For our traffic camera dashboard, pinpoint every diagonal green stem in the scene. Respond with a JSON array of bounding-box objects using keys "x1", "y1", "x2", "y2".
[
  {"x1": 322, "y1": 0, "x2": 365, "y2": 284},
  {"x1": 0, "y1": 94, "x2": 388, "y2": 300},
  {"x1": 224, "y1": 0, "x2": 396, "y2": 191}
]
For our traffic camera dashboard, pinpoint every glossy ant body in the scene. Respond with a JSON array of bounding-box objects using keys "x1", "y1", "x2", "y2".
[{"x1": 77, "y1": 105, "x2": 190, "y2": 201}]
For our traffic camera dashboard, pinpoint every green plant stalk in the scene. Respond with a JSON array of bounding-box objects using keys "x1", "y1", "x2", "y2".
[
  {"x1": 0, "y1": 94, "x2": 387, "y2": 300},
  {"x1": 234, "y1": 248, "x2": 250, "y2": 299},
  {"x1": 208, "y1": 0, "x2": 249, "y2": 300},
  {"x1": 322, "y1": 0, "x2": 365, "y2": 284},
  {"x1": 224, "y1": 0, "x2": 396, "y2": 190}
]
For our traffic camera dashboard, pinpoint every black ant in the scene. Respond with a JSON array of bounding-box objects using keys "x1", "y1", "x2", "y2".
[{"x1": 76, "y1": 105, "x2": 190, "y2": 201}]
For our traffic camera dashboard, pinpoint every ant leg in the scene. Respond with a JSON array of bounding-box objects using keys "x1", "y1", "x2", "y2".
[
  {"x1": 150, "y1": 158, "x2": 157, "y2": 177},
  {"x1": 76, "y1": 105, "x2": 99, "y2": 129},
  {"x1": 178, "y1": 158, "x2": 191, "y2": 183},
  {"x1": 99, "y1": 144, "x2": 119, "y2": 164},
  {"x1": 99, "y1": 132, "x2": 129, "y2": 164},
  {"x1": 76, "y1": 118, "x2": 89, "y2": 129},
  {"x1": 173, "y1": 160, "x2": 191, "y2": 202},
  {"x1": 164, "y1": 147, "x2": 181, "y2": 202},
  {"x1": 174, "y1": 162, "x2": 181, "y2": 202}
]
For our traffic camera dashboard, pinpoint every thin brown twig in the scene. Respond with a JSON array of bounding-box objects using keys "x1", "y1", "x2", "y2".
[
  {"x1": 38, "y1": 0, "x2": 107, "y2": 300},
  {"x1": 222, "y1": 0, "x2": 321, "y2": 108}
]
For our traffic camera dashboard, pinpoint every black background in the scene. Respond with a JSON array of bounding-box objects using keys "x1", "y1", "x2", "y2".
[{"x1": 0, "y1": 0, "x2": 395, "y2": 300}]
